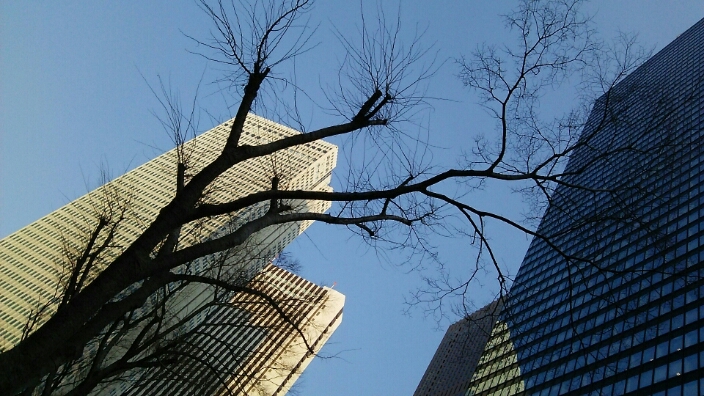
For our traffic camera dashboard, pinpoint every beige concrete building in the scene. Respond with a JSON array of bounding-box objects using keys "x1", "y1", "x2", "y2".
[
  {"x1": 414, "y1": 301, "x2": 503, "y2": 396},
  {"x1": 0, "y1": 114, "x2": 342, "y2": 394},
  {"x1": 116, "y1": 264, "x2": 344, "y2": 396}
]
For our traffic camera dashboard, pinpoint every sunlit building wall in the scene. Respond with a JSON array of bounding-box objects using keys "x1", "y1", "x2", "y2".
[
  {"x1": 468, "y1": 17, "x2": 704, "y2": 396},
  {"x1": 102, "y1": 264, "x2": 344, "y2": 396}
]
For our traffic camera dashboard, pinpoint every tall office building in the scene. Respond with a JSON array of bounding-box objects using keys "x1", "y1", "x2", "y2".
[
  {"x1": 0, "y1": 114, "x2": 341, "y2": 394},
  {"x1": 414, "y1": 300, "x2": 502, "y2": 396},
  {"x1": 467, "y1": 18, "x2": 704, "y2": 396}
]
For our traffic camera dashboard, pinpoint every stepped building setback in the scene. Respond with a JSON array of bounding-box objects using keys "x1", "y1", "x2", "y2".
[{"x1": 116, "y1": 264, "x2": 344, "y2": 396}]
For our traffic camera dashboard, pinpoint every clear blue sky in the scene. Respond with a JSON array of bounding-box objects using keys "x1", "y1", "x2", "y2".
[{"x1": 1, "y1": 1, "x2": 703, "y2": 395}]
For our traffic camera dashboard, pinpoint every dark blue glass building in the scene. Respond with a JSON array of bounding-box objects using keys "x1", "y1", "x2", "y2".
[{"x1": 468, "y1": 18, "x2": 704, "y2": 396}]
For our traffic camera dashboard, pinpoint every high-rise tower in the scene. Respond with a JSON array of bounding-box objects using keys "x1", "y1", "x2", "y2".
[
  {"x1": 468, "y1": 18, "x2": 704, "y2": 396},
  {"x1": 0, "y1": 114, "x2": 341, "y2": 394}
]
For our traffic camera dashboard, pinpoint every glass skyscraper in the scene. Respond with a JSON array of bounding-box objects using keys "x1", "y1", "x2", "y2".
[{"x1": 468, "y1": 18, "x2": 704, "y2": 396}]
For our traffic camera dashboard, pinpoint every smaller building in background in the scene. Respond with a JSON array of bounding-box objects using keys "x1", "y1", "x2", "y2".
[{"x1": 414, "y1": 300, "x2": 502, "y2": 396}]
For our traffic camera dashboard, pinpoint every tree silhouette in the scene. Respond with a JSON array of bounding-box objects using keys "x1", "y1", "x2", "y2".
[{"x1": 0, "y1": 0, "x2": 673, "y2": 394}]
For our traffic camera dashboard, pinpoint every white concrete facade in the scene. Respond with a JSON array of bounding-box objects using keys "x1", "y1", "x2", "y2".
[{"x1": 0, "y1": 114, "x2": 343, "y2": 395}]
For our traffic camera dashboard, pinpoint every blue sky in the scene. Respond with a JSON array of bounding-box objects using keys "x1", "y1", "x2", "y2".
[{"x1": 1, "y1": 1, "x2": 703, "y2": 395}]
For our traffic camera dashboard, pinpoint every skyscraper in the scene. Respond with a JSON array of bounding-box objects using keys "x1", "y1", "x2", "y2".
[
  {"x1": 414, "y1": 300, "x2": 502, "y2": 396},
  {"x1": 0, "y1": 114, "x2": 341, "y2": 394},
  {"x1": 467, "y1": 18, "x2": 704, "y2": 396}
]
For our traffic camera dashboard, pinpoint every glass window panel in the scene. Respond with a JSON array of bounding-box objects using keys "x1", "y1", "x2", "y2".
[
  {"x1": 674, "y1": 294, "x2": 685, "y2": 309},
  {"x1": 649, "y1": 306, "x2": 660, "y2": 320},
  {"x1": 607, "y1": 341, "x2": 620, "y2": 357},
  {"x1": 656, "y1": 341, "x2": 669, "y2": 358},
  {"x1": 684, "y1": 353, "x2": 697, "y2": 373},
  {"x1": 592, "y1": 367, "x2": 604, "y2": 382},
  {"x1": 633, "y1": 329, "x2": 646, "y2": 346},
  {"x1": 669, "y1": 359, "x2": 682, "y2": 378},
  {"x1": 640, "y1": 369, "x2": 653, "y2": 387},
  {"x1": 670, "y1": 335, "x2": 683, "y2": 351},
  {"x1": 565, "y1": 359, "x2": 576, "y2": 373},
  {"x1": 580, "y1": 373, "x2": 591, "y2": 387},
  {"x1": 545, "y1": 368, "x2": 555, "y2": 381},
  {"x1": 667, "y1": 384, "x2": 682, "y2": 396},
  {"x1": 684, "y1": 380, "x2": 697, "y2": 395},
  {"x1": 601, "y1": 384, "x2": 613, "y2": 395},
  {"x1": 686, "y1": 288, "x2": 698, "y2": 304},
  {"x1": 614, "y1": 320, "x2": 624, "y2": 333},
  {"x1": 685, "y1": 329, "x2": 697, "y2": 347},
  {"x1": 605, "y1": 362, "x2": 618, "y2": 379},
  {"x1": 613, "y1": 379, "x2": 626, "y2": 396},
  {"x1": 630, "y1": 350, "x2": 643, "y2": 368},
  {"x1": 626, "y1": 374, "x2": 639, "y2": 393},
  {"x1": 659, "y1": 318, "x2": 672, "y2": 336},
  {"x1": 654, "y1": 364, "x2": 667, "y2": 383},
  {"x1": 617, "y1": 357, "x2": 629, "y2": 372},
  {"x1": 526, "y1": 376, "x2": 537, "y2": 388},
  {"x1": 555, "y1": 363, "x2": 565, "y2": 377},
  {"x1": 686, "y1": 307, "x2": 698, "y2": 324},
  {"x1": 672, "y1": 314, "x2": 684, "y2": 329},
  {"x1": 621, "y1": 335, "x2": 633, "y2": 351}
]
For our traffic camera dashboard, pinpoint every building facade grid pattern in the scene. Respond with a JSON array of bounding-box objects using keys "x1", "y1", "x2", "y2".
[
  {"x1": 110, "y1": 264, "x2": 344, "y2": 396},
  {"x1": 0, "y1": 114, "x2": 336, "y2": 349},
  {"x1": 415, "y1": 300, "x2": 502, "y2": 396},
  {"x1": 467, "y1": 18, "x2": 704, "y2": 396}
]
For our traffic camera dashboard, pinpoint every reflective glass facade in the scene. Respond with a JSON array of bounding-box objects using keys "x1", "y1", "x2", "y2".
[{"x1": 468, "y1": 18, "x2": 704, "y2": 396}]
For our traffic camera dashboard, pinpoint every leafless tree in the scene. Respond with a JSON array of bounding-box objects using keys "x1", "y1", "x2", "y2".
[
  {"x1": 0, "y1": 0, "x2": 689, "y2": 394},
  {"x1": 404, "y1": 0, "x2": 683, "y2": 318}
]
